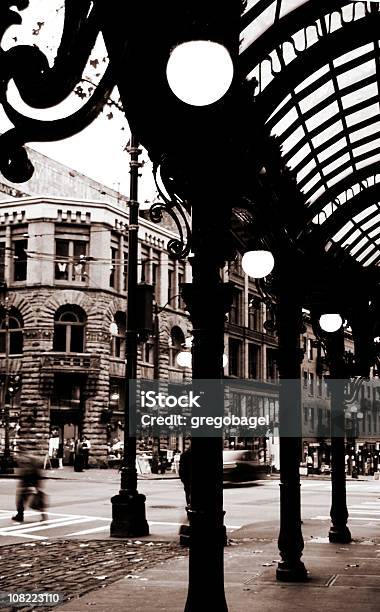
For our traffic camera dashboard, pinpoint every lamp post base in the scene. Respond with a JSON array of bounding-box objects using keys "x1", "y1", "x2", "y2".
[
  {"x1": 110, "y1": 492, "x2": 149, "y2": 538},
  {"x1": 329, "y1": 525, "x2": 352, "y2": 544},
  {"x1": 276, "y1": 561, "x2": 309, "y2": 582},
  {"x1": 0, "y1": 456, "x2": 14, "y2": 474}
]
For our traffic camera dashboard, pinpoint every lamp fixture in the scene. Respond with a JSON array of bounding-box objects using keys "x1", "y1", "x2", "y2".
[
  {"x1": 176, "y1": 351, "x2": 192, "y2": 368},
  {"x1": 242, "y1": 250, "x2": 275, "y2": 279},
  {"x1": 166, "y1": 40, "x2": 234, "y2": 106},
  {"x1": 319, "y1": 313, "x2": 343, "y2": 333}
]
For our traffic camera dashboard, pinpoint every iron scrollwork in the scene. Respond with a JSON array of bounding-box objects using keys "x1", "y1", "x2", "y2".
[
  {"x1": 148, "y1": 159, "x2": 192, "y2": 260},
  {"x1": 0, "y1": 1, "x2": 116, "y2": 183}
]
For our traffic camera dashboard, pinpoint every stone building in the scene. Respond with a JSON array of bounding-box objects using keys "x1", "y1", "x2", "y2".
[{"x1": 0, "y1": 148, "x2": 192, "y2": 466}]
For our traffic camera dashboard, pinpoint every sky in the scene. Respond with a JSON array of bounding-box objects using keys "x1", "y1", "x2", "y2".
[{"x1": 0, "y1": 0, "x2": 157, "y2": 204}]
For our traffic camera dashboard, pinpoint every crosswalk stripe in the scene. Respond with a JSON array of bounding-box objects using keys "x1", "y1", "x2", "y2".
[
  {"x1": 0, "y1": 516, "x2": 85, "y2": 532},
  {"x1": 67, "y1": 525, "x2": 109, "y2": 536},
  {"x1": 0, "y1": 530, "x2": 46, "y2": 540},
  {"x1": 5, "y1": 517, "x2": 95, "y2": 535},
  {"x1": 311, "y1": 515, "x2": 380, "y2": 522}
]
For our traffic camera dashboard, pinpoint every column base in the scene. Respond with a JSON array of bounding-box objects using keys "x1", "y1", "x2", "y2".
[
  {"x1": 110, "y1": 492, "x2": 149, "y2": 538},
  {"x1": 329, "y1": 525, "x2": 352, "y2": 544},
  {"x1": 276, "y1": 561, "x2": 309, "y2": 582},
  {"x1": 0, "y1": 456, "x2": 14, "y2": 474}
]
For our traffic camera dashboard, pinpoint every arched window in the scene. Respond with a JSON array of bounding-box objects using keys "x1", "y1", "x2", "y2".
[
  {"x1": 110, "y1": 312, "x2": 126, "y2": 359},
  {"x1": 0, "y1": 308, "x2": 23, "y2": 355},
  {"x1": 169, "y1": 326, "x2": 185, "y2": 367},
  {"x1": 53, "y1": 306, "x2": 86, "y2": 353}
]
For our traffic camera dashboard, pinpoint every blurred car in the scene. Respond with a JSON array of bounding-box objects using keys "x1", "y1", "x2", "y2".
[
  {"x1": 223, "y1": 450, "x2": 267, "y2": 483},
  {"x1": 320, "y1": 463, "x2": 331, "y2": 475}
]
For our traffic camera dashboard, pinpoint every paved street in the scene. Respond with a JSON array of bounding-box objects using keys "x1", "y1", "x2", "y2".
[
  {"x1": 0, "y1": 475, "x2": 379, "y2": 610},
  {"x1": 0, "y1": 474, "x2": 379, "y2": 544}
]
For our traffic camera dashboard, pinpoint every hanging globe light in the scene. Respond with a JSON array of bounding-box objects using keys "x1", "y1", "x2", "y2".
[
  {"x1": 242, "y1": 250, "x2": 275, "y2": 279},
  {"x1": 319, "y1": 313, "x2": 343, "y2": 333},
  {"x1": 176, "y1": 351, "x2": 192, "y2": 368},
  {"x1": 166, "y1": 40, "x2": 234, "y2": 106}
]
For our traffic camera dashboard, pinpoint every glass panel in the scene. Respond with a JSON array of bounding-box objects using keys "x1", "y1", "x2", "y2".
[
  {"x1": 346, "y1": 103, "x2": 378, "y2": 128},
  {"x1": 53, "y1": 324, "x2": 66, "y2": 352},
  {"x1": 302, "y1": 172, "x2": 321, "y2": 195},
  {"x1": 10, "y1": 330, "x2": 23, "y2": 355},
  {"x1": 287, "y1": 142, "x2": 311, "y2": 170},
  {"x1": 306, "y1": 101, "x2": 339, "y2": 132},
  {"x1": 334, "y1": 43, "x2": 374, "y2": 69},
  {"x1": 350, "y1": 236, "x2": 368, "y2": 256},
  {"x1": 55, "y1": 239, "x2": 69, "y2": 280},
  {"x1": 337, "y1": 59, "x2": 375, "y2": 89},
  {"x1": 0, "y1": 331, "x2": 5, "y2": 353},
  {"x1": 13, "y1": 240, "x2": 27, "y2": 282},
  {"x1": 295, "y1": 65, "x2": 329, "y2": 95},
  {"x1": 333, "y1": 221, "x2": 354, "y2": 243},
  {"x1": 8, "y1": 316, "x2": 20, "y2": 329},
  {"x1": 356, "y1": 244, "x2": 375, "y2": 262},
  {"x1": 369, "y1": 226, "x2": 380, "y2": 239},
  {"x1": 324, "y1": 152, "x2": 350, "y2": 178},
  {"x1": 342, "y1": 229, "x2": 361, "y2": 247},
  {"x1": 363, "y1": 251, "x2": 379, "y2": 267},
  {"x1": 299, "y1": 80, "x2": 335, "y2": 114},
  {"x1": 354, "y1": 137, "x2": 380, "y2": 158},
  {"x1": 312, "y1": 119, "x2": 344, "y2": 149},
  {"x1": 318, "y1": 138, "x2": 346, "y2": 164},
  {"x1": 60, "y1": 312, "x2": 78, "y2": 322},
  {"x1": 240, "y1": 2, "x2": 276, "y2": 51},
  {"x1": 72, "y1": 241, "x2": 87, "y2": 281},
  {"x1": 110, "y1": 247, "x2": 118, "y2": 288},
  {"x1": 351, "y1": 121, "x2": 380, "y2": 143},
  {"x1": 353, "y1": 204, "x2": 378, "y2": 224},
  {"x1": 0, "y1": 243, "x2": 5, "y2": 282},
  {"x1": 70, "y1": 325, "x2": 84, "y2": 353},
  {"x1": 357, "y1": 152, "x2": 380, "y2": 170}
]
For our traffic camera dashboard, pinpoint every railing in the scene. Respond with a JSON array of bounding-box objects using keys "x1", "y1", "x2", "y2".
[{"x1": 40, "y1": 353, "x2": 100, "y2": 371}]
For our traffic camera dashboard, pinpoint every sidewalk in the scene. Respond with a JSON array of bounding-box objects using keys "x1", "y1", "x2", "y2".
[
  {"x1": 0, "y1": 466, "x2": 179, "y2": 482},
  {"x1": 58, "y1": 517, "x2": 380, "y2": 612}
]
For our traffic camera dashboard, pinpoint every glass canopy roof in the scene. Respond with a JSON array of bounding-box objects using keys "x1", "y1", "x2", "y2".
[{"x1": 240, "y1": 1, "x2": 380, "y2": 269}]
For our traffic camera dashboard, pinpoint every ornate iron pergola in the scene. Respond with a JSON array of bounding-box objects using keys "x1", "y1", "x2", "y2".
[{"x1": 1, "y1": 1, "x2": 380, "y2": 610}]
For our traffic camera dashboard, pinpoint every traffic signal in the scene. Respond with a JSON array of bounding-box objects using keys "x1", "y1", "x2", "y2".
[{"x1": 7, "y1": 375, "x2": 21, "y2": 397}]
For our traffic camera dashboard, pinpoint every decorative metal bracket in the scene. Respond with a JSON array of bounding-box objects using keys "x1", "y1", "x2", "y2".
[
  {"x1": 148, "y1": 160, "x2": 192, "y2": 260},
  {"x1": 0, "y1": 1, "x2": 116, "y2": 183}
]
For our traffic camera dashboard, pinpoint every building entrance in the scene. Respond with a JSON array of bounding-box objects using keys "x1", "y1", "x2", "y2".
[{"x1": 50, "y1": 408, "x2": 82, "y2": 466}]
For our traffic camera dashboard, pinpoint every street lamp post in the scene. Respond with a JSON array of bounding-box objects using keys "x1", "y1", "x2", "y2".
[
  {"x1": 110, "y1": 134, "x2": 149, "y2": 537},
  {"x1": 0, "y1": 295, "x2": 14, "y2": 474},
  {"x1": 324, "y1": 328, "x2": 351, "y2": 544}
]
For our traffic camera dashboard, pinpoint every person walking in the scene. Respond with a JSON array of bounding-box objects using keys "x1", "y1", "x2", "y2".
[
  {"x1": 179, "y1": 438, "x2": 192, "y2": 506},
  {"x1": 12, "y1": 452, "x2": 47, "y2": 522}
]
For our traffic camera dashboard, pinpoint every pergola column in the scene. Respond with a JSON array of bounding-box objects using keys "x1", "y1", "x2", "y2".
[
  {"x1": 276, "y1": 278, "x2": 308, "y2": 582},
  {"x1": 181, "y1": 207, "x2": 232, "y2": 612}
]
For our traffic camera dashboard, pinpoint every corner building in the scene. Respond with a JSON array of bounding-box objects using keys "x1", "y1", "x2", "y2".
[{"x1": 0, "y1": 148, "x2": 192, "y2": 466}]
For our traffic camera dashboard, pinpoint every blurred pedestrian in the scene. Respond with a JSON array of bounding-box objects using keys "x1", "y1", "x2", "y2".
[
  {"x1": 179, "y1": 438, "x2": 191, "y2": 506},
  {"x1": 81, "y1": 435, "x2": 91, "y2": 469},
  {"x1": 69, "y1": 438, "x2": 75, "y2": 466},
  {"x1": 74, "y1": 438, "x2": 84, "y2": 472},
  {"x1": 12, "y1": 452, "x2": 47, "y2": 522}
]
